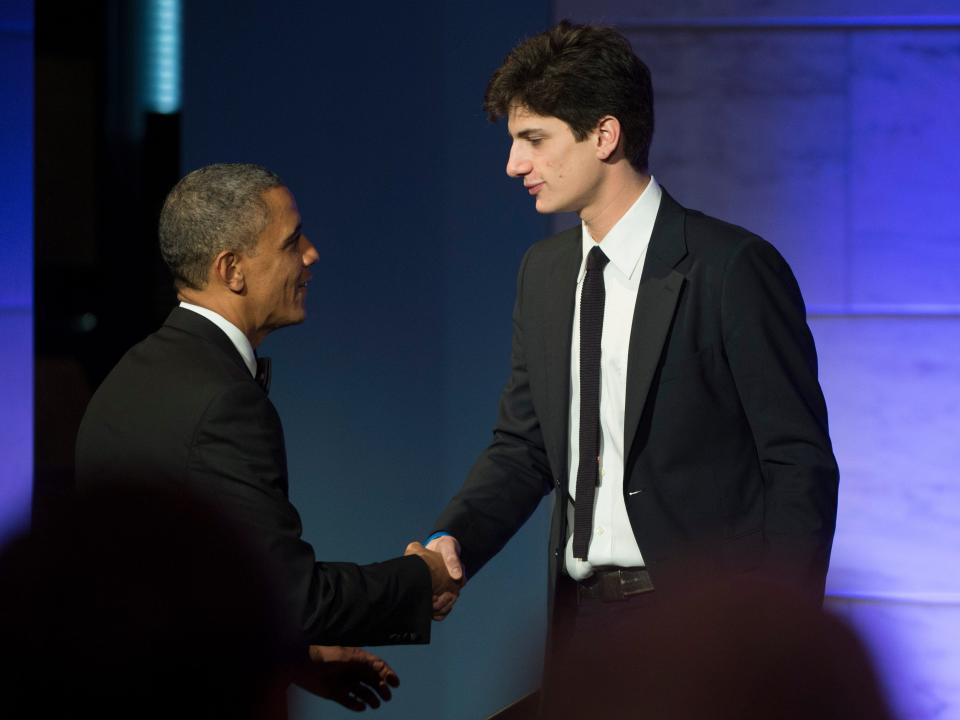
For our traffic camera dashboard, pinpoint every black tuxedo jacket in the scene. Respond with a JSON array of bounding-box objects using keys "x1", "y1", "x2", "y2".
[
  {"x1": 435, "y1": 189, "x2": 839, "y2": 614},
  {"x1": 76, "y1": 307, "x2": 432, "y2": 646}
]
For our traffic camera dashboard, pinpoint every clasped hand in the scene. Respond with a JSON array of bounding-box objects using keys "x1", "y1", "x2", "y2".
[{"x1": 404, "y1": 535, "x2": 464, "y2": 621}]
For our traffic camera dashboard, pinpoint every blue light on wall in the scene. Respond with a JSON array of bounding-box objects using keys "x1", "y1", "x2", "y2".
[
  {"x1": 0, "y1": 1, "x2": 34, "y2": 544},
  {"x1": 142, "y1": 0, "x2": 181, "y2": 114}
]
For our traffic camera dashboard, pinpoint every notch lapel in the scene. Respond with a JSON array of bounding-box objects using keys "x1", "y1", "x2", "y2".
[
  {"x1": 539, "y1": 229, "x2": 582, "y2": 487},
  {"x1": 624, "y1": 191, "x2": 688, "y2": 465}
]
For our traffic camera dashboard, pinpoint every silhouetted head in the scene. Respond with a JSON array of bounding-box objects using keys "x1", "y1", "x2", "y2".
[{"x1": 0, "y1": 484, "x2": 292, "y2": 719}]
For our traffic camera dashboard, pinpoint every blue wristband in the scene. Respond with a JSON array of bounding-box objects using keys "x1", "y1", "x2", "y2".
[{"x1": 424, "y1": 531, "x2": 450, "y2": 545}]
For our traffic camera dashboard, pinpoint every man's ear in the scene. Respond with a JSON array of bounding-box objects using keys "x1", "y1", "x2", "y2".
[
  {"x1": 212, "y1": 250, "x2": 245, "y2": 293},
  {"x1": 595, "y1": 115, "x2": 622, "y2": 161}
]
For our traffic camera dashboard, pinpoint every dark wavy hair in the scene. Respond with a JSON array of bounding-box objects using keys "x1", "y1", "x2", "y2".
[{"x1": 484, "y1": 21, "x2": 654, "y2": 172}]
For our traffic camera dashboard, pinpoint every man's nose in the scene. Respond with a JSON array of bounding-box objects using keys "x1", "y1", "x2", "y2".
[
  {"x1": 506, "y1": 144, "x2": 531, "y2": 178},
  {"x1": 301, "y1": 235, "x2": 319, "y2": 265}
]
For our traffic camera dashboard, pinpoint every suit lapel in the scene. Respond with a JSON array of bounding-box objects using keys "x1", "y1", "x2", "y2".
[
  {"x1": 624, "y1": 190, "x2": 688, "y2": 465},
  {"x1": 541, "y1": 228, "x2": 582, "y2": 486}
]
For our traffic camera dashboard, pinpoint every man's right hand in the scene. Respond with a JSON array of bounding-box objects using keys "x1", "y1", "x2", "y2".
[
  {"x1": 405, "y1": 538, "x2": 464, "y2": 620},
  {"x1": 426, "y1": 535, "x2": 465, "y2": 620}
]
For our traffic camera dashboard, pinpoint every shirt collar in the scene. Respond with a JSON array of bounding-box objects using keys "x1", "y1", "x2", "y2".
[
  {"x1": 178, "y1": 302, "x2": 257, "y2": 377},
  {"x1": 578, "y1": 175, "x2": 662, "y2": 281}
]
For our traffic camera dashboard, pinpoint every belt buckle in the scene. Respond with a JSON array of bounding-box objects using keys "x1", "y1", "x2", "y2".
[
  {"x1": 578, "y1": 568, "x2": 655, "y2": 603},
  {"x1": 621, "y1": 569, "x2": 655, "y2": 597},
  {"x1": 599, "y1": 569, "x2": 626, "y2": 602}
]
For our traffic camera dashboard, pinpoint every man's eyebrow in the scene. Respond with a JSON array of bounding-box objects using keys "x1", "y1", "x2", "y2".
[{"x1": 515, "y1": 128, "x2": 546, "y2": 140}]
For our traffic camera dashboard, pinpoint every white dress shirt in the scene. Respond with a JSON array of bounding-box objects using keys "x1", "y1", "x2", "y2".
[
  {"x1": 565, "y1": 176, "x2": 663, "y2": 580},
  {"x1": 179, "y1": 302, "x2": 257, "y2": 378}
]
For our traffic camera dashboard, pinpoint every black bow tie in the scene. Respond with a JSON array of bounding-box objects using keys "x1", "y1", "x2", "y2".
[{"x1": 255, "y1": 357, "x2": 271, "y2": 394}]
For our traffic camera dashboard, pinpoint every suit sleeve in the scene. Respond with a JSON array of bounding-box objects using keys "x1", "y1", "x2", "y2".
[
  {"x1": 189, "y1": 381, "x2": 432, "y2": 647},
  {"x1": 433, "y1": 249, "x2": 555, "y2": 577},
  {"x1": 721, "y1": 238, "x2": 839, "y2": 594}
]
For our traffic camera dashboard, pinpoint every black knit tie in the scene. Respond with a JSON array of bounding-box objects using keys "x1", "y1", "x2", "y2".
[{"x1": 573, "y1": 245, "x2": 609, "y2": 560}]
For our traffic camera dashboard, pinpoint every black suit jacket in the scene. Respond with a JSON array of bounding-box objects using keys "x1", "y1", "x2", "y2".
[
  {"x1": 435, "y1": 189, "x2": 839, "y2": 616},
  {"x1": 76, "y1": 307, "x2": 432, "y2": 646}
]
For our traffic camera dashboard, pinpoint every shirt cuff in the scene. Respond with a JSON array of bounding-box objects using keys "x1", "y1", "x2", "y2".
[{"x1": 424, "y1": 531, "x2": 450, "y2": 545}]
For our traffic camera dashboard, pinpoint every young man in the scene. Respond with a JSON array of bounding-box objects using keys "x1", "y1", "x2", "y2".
[
  {"x1": 75, "y1": 163, "x2": 460, "y2": 709},
  {"x1": 427, "y1": 20, "x2": 839, "y2": 666}
]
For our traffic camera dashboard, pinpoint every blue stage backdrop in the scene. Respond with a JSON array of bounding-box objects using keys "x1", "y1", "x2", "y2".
[{"x1": 0, "y1": 0, "x2": 33, "y2": 543}]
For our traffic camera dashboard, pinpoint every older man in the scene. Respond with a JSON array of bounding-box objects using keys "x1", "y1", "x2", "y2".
[{"x1": 76, "y1": 164, "x2": 457, "y2": 708}]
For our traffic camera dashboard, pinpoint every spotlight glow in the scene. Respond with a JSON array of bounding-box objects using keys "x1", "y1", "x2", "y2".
[{"x1": 143, "y1": 0, "x2": 181, "y2": 114}]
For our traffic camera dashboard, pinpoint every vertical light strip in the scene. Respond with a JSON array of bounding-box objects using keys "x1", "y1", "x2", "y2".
[
  {"x1": 143, "y1": 0, "x2": 181, "y2": 114},
  {"x1": 0, "y1": 0, "x2": 33, "y2": 544}
]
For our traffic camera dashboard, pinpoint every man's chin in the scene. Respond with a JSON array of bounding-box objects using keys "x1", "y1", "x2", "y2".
[
  {"x1": 534, "y1": 196, "x2": 573, "y2": 215},
  {"x1": 534, "y1": 197, "x2": 554, "y2": 214},
  {"x1": 274, "y1": 312, "x2": 307, "y2": 331}
]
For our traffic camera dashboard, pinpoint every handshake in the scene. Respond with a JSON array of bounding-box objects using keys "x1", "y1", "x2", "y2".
[
  {"x1": 404, "y1": 535, "x2": 464, "y2": 621},
  {"x1": 294, "y1": 535, "x2": 464, "y2": 711}
]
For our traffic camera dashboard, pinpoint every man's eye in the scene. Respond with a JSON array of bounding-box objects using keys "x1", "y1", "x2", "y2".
[{"x1": 529, "y1": 138, "x2": 542, "y2": 146}]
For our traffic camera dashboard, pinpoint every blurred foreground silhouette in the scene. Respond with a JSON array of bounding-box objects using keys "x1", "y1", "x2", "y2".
[
  {"x1": 0, "y1": 484, "x2": 291, "y2": 719},
  {"x1": 539, "y1": 573, "x2": 897, "y2": 720}
]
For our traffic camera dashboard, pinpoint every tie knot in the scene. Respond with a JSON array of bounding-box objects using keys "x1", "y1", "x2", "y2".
[{"x1": 587, "y1": 245, "x2": 609, "y2": 272}]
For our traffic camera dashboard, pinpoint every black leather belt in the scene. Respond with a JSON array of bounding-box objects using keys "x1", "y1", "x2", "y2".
[{"x1": 577, "y1": 567, "x2": 654, "y2": 603}]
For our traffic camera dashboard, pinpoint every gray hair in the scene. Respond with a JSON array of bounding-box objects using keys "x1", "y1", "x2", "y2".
[{"x1": 158, "y1": 163, "x2": 284, "y2": 289}]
